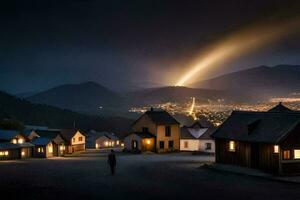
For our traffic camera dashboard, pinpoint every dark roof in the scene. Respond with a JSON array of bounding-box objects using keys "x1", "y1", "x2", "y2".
[
  {"x1": 132, "y1": 132, "x2": 156, "y2": 138},
  {"x1": 105, "y1": 132, "x2": 119, "y2": 140},
  {"x1": 190, "y1": 119, "x2": 213, "y2": 128},
  {"x1": 213, "y1": 110, "x2": 300, "y2": 144},
  {"x1": 35, "y1": 130, "x2": 61, "y2": 139},
  {"x1": 32, "y1": 137, "x2": 52, "y2": 146},
  {"x1": 23, "y1": 129, "x2": 34, "y2": 137},
  {"x1": 268, "y1": 102, "x2": 294, "y2": 112},
  {"x1": 144, "y1": 110, "x2": 179, "y2": 125},
  {"x1": 0, "y1": 130, "x2": 21, "y2": 140},
  {"x1": 0, "y1": 142, "x2": 34, "y2": 150},
  {"x1": 60, "y1": 129, "x2": 85, "y2": 141}
]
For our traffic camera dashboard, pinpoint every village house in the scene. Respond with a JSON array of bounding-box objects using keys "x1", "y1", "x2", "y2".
[
  {"x1": 180, "y1": 121, "x2": 216, "y2": 153},
  {"x1": 86, "y1": 130, "x2": 121, "y2": 149},
  {"x1": 213, "y1": 103, "x2": 300, "y2": 175},
  {"x1": 124, "y1": 108, "x2": 180, "y2": 153},
  {"x1": 32, "y1": 130, "x2": 66, "y2": 158},
  {"x1": 0, "y1": 129, "x2": 34, "y2": 160},
  {"x1": 60, "y1": 129, "x2": 86, "y2": 154}
]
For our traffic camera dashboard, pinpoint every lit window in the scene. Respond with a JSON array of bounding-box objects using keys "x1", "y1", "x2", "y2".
[
  {"x1": 12, "y1": 139, "x2": 17, "y2": 144},
  {"x1": 73, "y1": 138, "x2": 76, "y2": 143},
  {"x1": 4, "y1": 151, "x2": 8, "y2": 156},
  {"x1": 21, "y1": 151, "x2": 25, "y2": 156},
  {"x1": 60, "y1": 145, "x2": 65, "y2": 151},
  {"x1": 18, "y1": 138, "x2": 24, "y2": 144},
  {"x1": 116, "y1": 140, "x2": 120, "y2": 145},
  {"x1": 121, "y1": 143, "x2": 124, "y2": 147},
  {"x1": 274, "y1": 145, "x2": 279, "y2": 153},
  {"x1": 229, "y1": 141, "x2": 236, "y2": 152},
  {"x1": 105, "y1": 141, "x2": 109, "y2": 146},
  {"x1": 294, "y1": 150, "x2": 300, "y2": 159},
  {"x1": 283, "y1": 150, "x2": 290, "y2": 160},
  {"x1": 38, "y1": 147, "x2": 44, "y2": 153},
  {"x1": 0, "y1": 152, "x2": 3, "y2": 156},
  {"x1": 78, "y1": 137, "x2": 83, "y2": 142},
  {"x1": 146, "y1": 139, "x2": 151, "y2": 145},
  {"x1": 48, "y1": 144, "x2": 53, "y2": 153},
  {"x1": 95, "y1": 143, "x2": 99, "y2": 149}
]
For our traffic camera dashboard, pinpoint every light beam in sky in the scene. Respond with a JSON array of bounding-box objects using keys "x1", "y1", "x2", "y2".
[{"x1": 175, "y1": 18, "x2": 300, "y2": 86}]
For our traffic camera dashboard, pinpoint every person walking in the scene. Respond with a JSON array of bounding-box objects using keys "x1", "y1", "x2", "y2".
[{"x1": 107, "y1": 149, "x2": 117, "y2": 175}]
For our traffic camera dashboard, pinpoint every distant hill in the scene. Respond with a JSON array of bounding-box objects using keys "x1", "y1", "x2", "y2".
[
  {"x1": 124, "y1": 86, "x2": 244, "y2": 105},
  {"x1": 192, "y1": 65, "x2": 300, "y2": 100},
  {"x1": 27, "y1": 82, "x2": 123, "y2": 113},
  {"x1": 0, "y1": 91, "x2": 133, "y2": 135}
]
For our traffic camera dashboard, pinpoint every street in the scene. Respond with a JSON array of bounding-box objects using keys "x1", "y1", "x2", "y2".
[{"x1": 0, "y1": 151, "x2": 299, "y2": 200}]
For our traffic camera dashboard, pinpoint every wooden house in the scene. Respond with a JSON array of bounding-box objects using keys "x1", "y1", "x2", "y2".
[
  {"x1": 180, "y1": 121, "x2": 216, "y2": 153},
  {"x1": 124, "y1": 108, "x2": 180, "y2": 153},
  {"x1": 32, "y1": 130, "x2": 66, "y2": 157},
  {"x1": 213, "y1": 103, "x2": 300, "y2": 175},
  {"x1": 0, "y1": 130, "x2": 34, "y2": 160},
  {"x1": 60, "y1": 129, "x2": 85, "y2": 154}
]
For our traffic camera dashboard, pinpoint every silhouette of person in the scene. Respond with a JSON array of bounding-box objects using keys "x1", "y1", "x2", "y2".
[{"x1": 108, "y1": 149, "x2": 116, "y2": 175}]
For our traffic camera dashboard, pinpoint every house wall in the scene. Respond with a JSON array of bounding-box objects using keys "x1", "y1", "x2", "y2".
[
  {"x1": 124, "y1": 134, "x2": 143, "y2": 151},
  {"x1": 132, "y1": 115, "x2": 157, "y2": 135},
  {"x1": 199, "y1": 139, "x2": 215, "y2": 153},
  {"x1": 95, "y1": 136, "x2": 113, "y2": 149},
  {"x1": 65, "y1": 131, "x2": 85, "y2": 154},
  {"x1": 0, "y1": 149, "x2": 19, "y2": 160},
  {"x1": 216, "y1": 139, "x2": 279, "y2": 173},
  {"x1": 20, "y1": 147, "x2": 32, "y2": 159},
  {"x1": 180, "y1": 139, "x2": 199, "y2": 151},
  {"x1": 71, "y1": 131, "x2": 85, "y2": 146},
  {"x1": 156, "y1": 124, "x2": 180, "y2": 152}
]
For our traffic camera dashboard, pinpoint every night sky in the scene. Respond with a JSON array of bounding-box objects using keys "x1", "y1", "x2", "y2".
[{"x1": 1, "y1": 0, "x2": 300, "y2": 93}]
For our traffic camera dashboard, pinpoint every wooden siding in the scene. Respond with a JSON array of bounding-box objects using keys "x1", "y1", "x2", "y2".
[{"x1": 216, "y1": 139, "x2": 279, "y2": 173}]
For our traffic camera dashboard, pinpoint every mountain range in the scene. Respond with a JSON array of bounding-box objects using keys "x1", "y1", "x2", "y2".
[
  {"x1": 23, "y1": 64, "x2": 300, "y2": 115},
  {"x1": 0, "y1": 91, "x2": 133, "y2": 136},
  {"x1": 192, "y1": 65, "x2": 300, "y2": 99}
]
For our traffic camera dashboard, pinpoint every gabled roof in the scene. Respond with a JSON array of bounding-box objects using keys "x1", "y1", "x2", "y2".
[
  {"x1": 268, "y1": 102, "x2": 294, "y2": 113},
  {"x1": 133, "y1": 109, "x2": 179, "y2": 126},
  {"x1": 35, "y1": 129, "x2": 61, "y2": 139},
  {"x1": 32, "y1": 137, "x2": 52, "y2": 146},
  {"x1": 0, "y1": 130, "x2": 22, "y2": 140},
  {"x1": 60, "y1": 129, "x2": 84, "y2": 141},
  {"x1": 181, "y1": 126, "x2": 216, "y2": 139},
  {"x1": 213, "y1": 110, "x2": 300, "y2": 144},
  {"x1": 105, "y1": 132, "x2": 119, "y2": 140}
]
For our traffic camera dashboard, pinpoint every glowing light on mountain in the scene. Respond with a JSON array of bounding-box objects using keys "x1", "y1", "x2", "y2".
[{"x1": 175, "y1": 18, "x2": 300, "y2": 86}]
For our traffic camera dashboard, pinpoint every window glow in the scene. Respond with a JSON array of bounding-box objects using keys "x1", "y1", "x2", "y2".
[
  {"x1": 105, "y1": 141, "x2": 109, "y2": 146},
  {"x1": 12, "y1": 139, "x2": 17, "y2": 144},
  {"x1": 116, "y1": 141, "x2": 120, "y2": 145},
  {"x1": 229, "y1": 141, "x2": 236, "y2": 152},
  {"x1": 18, "y1": 138, "x2": 24, "y2": 144},
  {"x1": 48, "y1": 145, "x2": 53, "y2": 153},
  {"x1": 146, "y1": 139, "x2": 151, "y2": 145},
  {"x1": 294, "y1": 150, "x2": 300, "y2": 159},
  {"x1": 4, "y1": 151, "x2": 8, "y2": 156},
  {"x1": 121, "y1": 143, "x2": 124, "y2": 147},
  {"x1": 274, "y1": 145, "x2": 279, "y2": 153},
  {"x1": 21, "y1": 151, "x2": 25, "y2": 156},
  {"x1": 95, "y1": 143, "x2": 99, "y2": 149}
]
